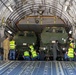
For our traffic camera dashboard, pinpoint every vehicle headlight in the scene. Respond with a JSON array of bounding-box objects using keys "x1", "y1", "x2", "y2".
[
  {"x1": 23, "y1": 43, "x2": 27, "y2": 45},
  {"x1": 40, "y1": 47, "x2": 47, "y2": 50},
  {"x1": 64, "y1": 39, "x2": 66, "y2": 43},
  {"x1": 62, "y1": 48, "x2": 66, "y2": 51},
  {"x1": 52, "y1": 41, "x2": 56, "y2": 43},
  {"x1": 62, "y1": 38, "x2": 66, "y2": 43},
  {"x1": 62, "y1": 38, "x2": 64, "y2": 40},
  {"x1": 33, "y1": 43, "x2": 35, "y2": 45},
  {"x1": 43, "y1": 47, "x2": 46, "y2": 50}
]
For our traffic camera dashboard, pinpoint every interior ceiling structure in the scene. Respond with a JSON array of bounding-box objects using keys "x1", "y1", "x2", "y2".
[
  {"x1": 16, "y1": 16, "x2": 65, "y2": 32},
  {"x1": 0, "y1": 0, "x2": 76, "y2": 32}
]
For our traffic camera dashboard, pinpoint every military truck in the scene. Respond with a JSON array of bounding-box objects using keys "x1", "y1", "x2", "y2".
[
  {"x1": 40, "y1": 26, "x2": 68, "y2": 60},
  {"x1": 14, "y1": 31, "x2": 37, "y2": 60}
]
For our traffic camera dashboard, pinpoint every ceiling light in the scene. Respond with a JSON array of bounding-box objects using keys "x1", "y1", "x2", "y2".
[
  {"x1": 64, "y1": 0, "x2": 70, "y2": 11},
  {"x1": 37, "y1": 10, "x2": 42, "y2": 14},
  {"x1": 69, "y1": 30, "x2": 72, "y2": 34},
  {"x1": 8, "y1": 30, "x2": 12, "y2": 34},
  {"x1": 37, "y1": 9, "x2": 44, "y2": 15},
  {"x1": 64, "y1": 6, "x2": 67, "y2": 11},
  {"x1": 8, "y1": 6, "x2": 13, "y2": 12}
]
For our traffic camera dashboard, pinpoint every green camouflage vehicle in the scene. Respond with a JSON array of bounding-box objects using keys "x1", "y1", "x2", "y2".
[
  {"x1": 14, "y1": 31, "x2": 37, "y2": 47},
  {"x1": 14, "y1": 31, "x2": 37, "y2": 60},
  {"x1": 40, "y1": 26, "x2": 68, "y2": 60},
  {"x1": 41, "y1": 27, "x2": 68, "y2": 44}
]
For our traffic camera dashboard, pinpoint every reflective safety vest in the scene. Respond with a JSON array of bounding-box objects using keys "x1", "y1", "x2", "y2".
[
  {"x1": 29, "y1": 45, "x2": 34, "y2": 52},
  {"x1": 10, "y1": 40, "x2": 15, "y2": 49},
  {"x1": 31, "y1": 51, "x2": 37, "y2": 58},
  {"x1": 24, "y1": 51, "x2": 30, "y2": 56},
  {"x1": 68, "y1": 48, "x2": 74, "y2": 58},
  {"x1": 70, "y1": 43, "x2": 75, "y2": 48}
]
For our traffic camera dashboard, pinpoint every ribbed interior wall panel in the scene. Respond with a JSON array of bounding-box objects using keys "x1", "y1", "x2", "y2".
[{"x1": 0, "y1": 0, "x2": 76, "y2": 26}]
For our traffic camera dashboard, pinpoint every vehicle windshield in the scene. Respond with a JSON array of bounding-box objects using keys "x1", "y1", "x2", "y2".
[{"x1": 46, "y1": 27, "x2": 63, "y2": 33}]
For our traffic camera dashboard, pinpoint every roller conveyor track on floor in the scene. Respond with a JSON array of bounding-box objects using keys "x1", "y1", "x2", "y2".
[{"x1": 0, "y1": 61, "x2": 76, "y2": 75}]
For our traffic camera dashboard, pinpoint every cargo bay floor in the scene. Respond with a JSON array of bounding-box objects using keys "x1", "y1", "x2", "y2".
[{"x1": 0, "y1": 61, "x2": 76, "y2": 75}]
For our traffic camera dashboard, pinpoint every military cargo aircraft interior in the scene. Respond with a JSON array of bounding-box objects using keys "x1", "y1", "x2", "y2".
[{"x1": 0, "y1": 0, "x2": 76, "y2": 75}]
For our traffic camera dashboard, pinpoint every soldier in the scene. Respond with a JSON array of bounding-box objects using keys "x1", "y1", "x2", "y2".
[
  {"x1": 65, "y1": 44, "x2": 76, "y2": 61},
  {"x1": 52, "y1": 40, "x2": 59, "y2": 60},
  {"x1": 29, "y1": 44, "x2": 34, "y2": 52},
  {"x1": 9, "y1": 36, "x2": 16, "y2": 60},
  {"x1": 3, "y1": 36, "x2": 10, "y2": 61},
  {"x1": 31, "y1": 50, "x2": 38, "y2": 60},
  {"x1": 29, "y1": 44, "x2": 39, "y2": 60},
  {"x1": 64, "y1": 37, "x2": 75, "y2": 61},
  {"x1": 23, "y1": 50, "x2": 30, "y2": 60}
]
